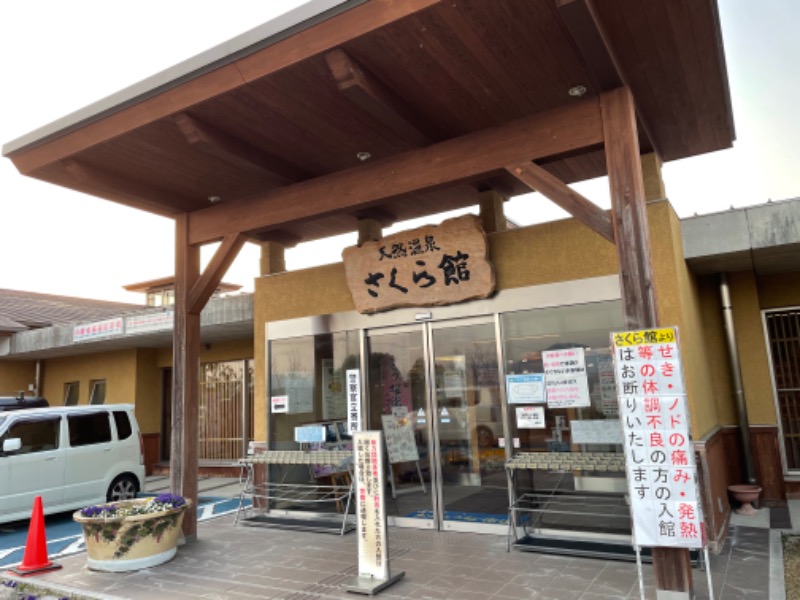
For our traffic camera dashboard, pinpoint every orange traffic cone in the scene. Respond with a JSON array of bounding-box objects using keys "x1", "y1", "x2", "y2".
[{"x1": 7, "y1": 496, "x2": 62, "y2": 576}]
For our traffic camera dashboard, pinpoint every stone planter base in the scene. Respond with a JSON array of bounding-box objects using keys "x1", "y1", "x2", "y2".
[
  {"x1": 86, "y1": 546, "x2": 177, "y2": 572},
  {"x1": 74, "y1": 498, "x2": 191, "y2": 572}
]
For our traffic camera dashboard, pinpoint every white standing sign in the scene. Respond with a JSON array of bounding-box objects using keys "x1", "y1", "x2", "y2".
[
  {"x1": 542, "y1": 347, "x2": 591, "y2": 408},
  {"x1": 348, "y1": 431, "x2": 404, "y2": 595},
  {"x1": 612, "y1": 327, "x2": 704, "y2": 549}
]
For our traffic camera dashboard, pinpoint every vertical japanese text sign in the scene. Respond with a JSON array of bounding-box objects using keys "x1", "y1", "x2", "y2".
[
  {"x1": 611, "y1": 327, "x2": 705, "y2": 549},
  {"x1": 353, "y1": 431, "x2": 389, "y2": 580},
  {"x1": 347, "y1": 369, "x2": 362, "y2": 434}
]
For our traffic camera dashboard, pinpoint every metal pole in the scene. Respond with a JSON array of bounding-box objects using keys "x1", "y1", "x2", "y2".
[{"x1": 719, "y1": 273, "x2": 757, "y2": 484}]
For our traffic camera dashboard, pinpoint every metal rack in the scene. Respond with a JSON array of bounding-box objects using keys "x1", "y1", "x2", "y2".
[
  {"x1": 505, "y1": 452, "x2": 628, "y2": 552},
  {"x1": 235, "y1": 450, "x2": 355, "y2": 535}
]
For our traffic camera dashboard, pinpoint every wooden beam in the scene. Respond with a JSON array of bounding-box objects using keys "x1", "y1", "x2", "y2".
[
  {"x1": 172, "y1": 113, "x2": 307, "y2": 184},
  {"x1": 11, "y1": 0, "x2": 442, "y2": 175},
  {"x1": 353, "y1": 207, "x2": 396, "y2": 227},
  {"x1": 325, "y1": 48, "x2": 440, "y2": 145},
  {"x1": 188, "y1": 97, "x2": 604, "y2": 245},
  {"x1": 557, "y1": 0, "x2": 662, "y2": 157},
  {"x1": 603, "y1": 86, "x2": 691, "y2": 596},
  {"x1": 171, "y1": 214, "x2": 201, "y2": 540},
  {"x1": 62, "y1": 160, "x2": 188, "y2": 216},
  {"x1": 602, "y1": 87, "x2": 658, "y2": 328},
  {"x1": 249, "y1": 230, "x2": 302, "y2": 248},
  {"x1": 188, "y1": 233, "x2": 246, "y2": 314},
  {"x1": 505, "y1": 162, "x2": 614, "y2": 243}
]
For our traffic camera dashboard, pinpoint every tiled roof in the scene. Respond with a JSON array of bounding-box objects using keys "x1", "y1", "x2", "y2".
[{"x1": 0, "y1": 288, "x2": 140, "y2": 333}]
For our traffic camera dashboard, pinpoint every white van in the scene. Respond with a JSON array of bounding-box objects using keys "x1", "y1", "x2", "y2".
[{"x1": 0, "y1": 404, "x2": 146, "y2": 524}]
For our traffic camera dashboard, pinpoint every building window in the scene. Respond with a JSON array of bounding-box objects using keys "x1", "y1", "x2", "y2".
[
  {"x1": 89, "y1": 380, "x2": 107, "y2": 405},
  {"x1": 146, "y1": 292, "x2": 163, "y2": 307},
  {"x1": 764, "y1": 307, "x2": 800, "y2": 471},
  {"x1": 64, "y1": 382, "x2": 79, "y2": 406},
  {"x1": 146, "y1": 289, "x2": 175, "y2": 307}
]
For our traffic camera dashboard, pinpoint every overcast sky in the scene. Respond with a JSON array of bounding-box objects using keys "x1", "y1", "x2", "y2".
[{"x1": 1, "y1": 0, "x2": 798, "y2": 303}]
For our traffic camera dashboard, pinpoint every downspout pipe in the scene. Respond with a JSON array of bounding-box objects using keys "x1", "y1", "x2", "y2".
[
  {"x1": 719, "y1": 273, "x2": 757, "y2": 484},
  {"x1": 34, "y1": 360, "x2": 42, "y2": 397}
]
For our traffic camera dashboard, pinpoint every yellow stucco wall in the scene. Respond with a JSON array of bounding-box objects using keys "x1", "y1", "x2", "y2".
[
  {"x1": 758, "y1": 273, "x2": 800, "y2": 309},
  {"x1": 0, "y1": 361, "x2": 37, "y2": 396},
  {"x1": 135, "y1": 349, "x2": 162, "y2": 433},
  {"x1": 728, "y1": 272, "x2": 778, "y2": 425},
  {"x1": 42, "y1": 349, "x2": 139, "y2": 407},
  {"x1": 646, "y1": 202, "x2": 722, "y2": 438}
]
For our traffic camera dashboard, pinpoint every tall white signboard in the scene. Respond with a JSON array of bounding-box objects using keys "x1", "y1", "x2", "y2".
[
  {"x1": 611, "y1": 327, "x2": 705, "y2": 550},
  {"x1": 347, "y1": 431, "x2": 404, "y2": 595}
]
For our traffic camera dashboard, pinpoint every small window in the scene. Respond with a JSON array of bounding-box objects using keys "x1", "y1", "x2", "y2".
[
  {"x1": 147, "y1": 292, "x2": 163, "y2": 307},
  {"x1": 64, "y1": 382, "x2": 79, "y2": 406},
  {"x1": 1, "y1": 417, "x2": 60, "y2": 454},
  {"x1": 89, "y1": 380, "x2": 107, "y2": 405},
  {"x1": 68, "y1": 412, "x2": 111, "y2": 446},
  {"x1": 113, "y1": 411, "x2": 132, "y2": 440}
]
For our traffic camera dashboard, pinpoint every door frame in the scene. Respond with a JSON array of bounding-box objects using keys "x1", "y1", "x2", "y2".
[
  {"x1": 365, "y1": 315, "x2": 508, "y2": 533},
  {"x1": 264, "y1": 276, "x2": 623, "y2": 530}
]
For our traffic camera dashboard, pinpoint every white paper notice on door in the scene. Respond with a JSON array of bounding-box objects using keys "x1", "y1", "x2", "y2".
[
  {"x1": 542, "y1": 347, "x2": 591, "y2": 408},
  {"x1": 570, "y1": 419, "x2": 623, "y2": 444},
  {"x1": 516, "y1": 406, "x2": 546, "y2": 429}
]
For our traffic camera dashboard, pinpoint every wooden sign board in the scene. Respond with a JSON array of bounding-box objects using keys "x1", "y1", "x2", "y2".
[{"x1": 342, "y1": 215, "x2": 495, "y2": 314}]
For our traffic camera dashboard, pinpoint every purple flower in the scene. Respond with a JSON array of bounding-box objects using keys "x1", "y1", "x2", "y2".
[
  {"x1": 80, "y1": 504, "x2": 118, "y2": 517},
  {"x1": 154, "y1": 493, "x2": 186, "y2": 508}
]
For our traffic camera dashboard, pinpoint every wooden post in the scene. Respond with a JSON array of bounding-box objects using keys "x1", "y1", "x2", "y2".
[
  {"x1": 260, "y1": 241, "x2": 286, "y2": 275},
  {"x1": 357, "y1": 218, "x2": 383, "y2": 246},
  {"x1": 602, "y1": 87, "x2": 693, "y2": 597},
  {"x1": 478, "y1": 189, "x2": 507, "y2": 233},
  {"x1": 171, "y1": 213, "x2": 201, "y2": 539}
]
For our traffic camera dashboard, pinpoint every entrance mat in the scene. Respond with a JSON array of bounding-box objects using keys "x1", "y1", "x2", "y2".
[
  {"x1": 444, "y1": 489, "x2": 509, "y2": 515},
  {"x1": 239, "y1": 514, "x2": 355, "y2": 535},
  {"x1": 513, "y1": 535, "x2": 699, "y2": 564},
  {"x1": 404, "y1": 510, "x2": 507, "y2": 524}
]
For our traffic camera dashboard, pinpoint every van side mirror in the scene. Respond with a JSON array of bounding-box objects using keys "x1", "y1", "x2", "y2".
[{"x1": 2, "y1": 438, "x2": 22, "y2": 453}]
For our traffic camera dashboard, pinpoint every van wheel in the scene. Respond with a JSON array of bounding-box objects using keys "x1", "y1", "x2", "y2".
[{"x1": 107, "y1": 475, "x2": 139, "y2": 501}]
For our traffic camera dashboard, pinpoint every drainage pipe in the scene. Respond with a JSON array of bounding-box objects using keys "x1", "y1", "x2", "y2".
[
  {"x1": 34, "y1": 360, "x2": 42, "y2": 397},
  {"x1": 719, "y1": 273, "x2": 756, "y2": 484}
]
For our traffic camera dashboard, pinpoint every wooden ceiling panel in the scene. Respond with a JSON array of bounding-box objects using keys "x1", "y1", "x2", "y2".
[
  {"x1": 592, "y1": 0, "x2": 733, "y2": 160},
  {"x1": 6, "y1": 0, "x2": 734, "y2": 246}
]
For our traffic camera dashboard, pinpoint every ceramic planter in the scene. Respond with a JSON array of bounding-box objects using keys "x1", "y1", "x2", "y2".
[{"x1": 73, "y1": 498, "x2": 191, "y2": 572}]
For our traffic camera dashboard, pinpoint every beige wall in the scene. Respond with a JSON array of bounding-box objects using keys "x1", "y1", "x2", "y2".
[
  {"x1": 646, "y1": 201, "x2": 722, "y2": 438},
  {"x1": 135, "y1": 349, "x2": 163, "y2": 433},
  {"x1": 727, "y1": 271, "x2": 779, "y2": 425},
  {"x1": 42, "y1": 349, "x2": 139, "y2": 407},
  {"x1": 758, "y1": 273, "x2": 800, "y2": 309},
  {"x1": 0, "y1": 360, "x2": 37, "y2": 396}
]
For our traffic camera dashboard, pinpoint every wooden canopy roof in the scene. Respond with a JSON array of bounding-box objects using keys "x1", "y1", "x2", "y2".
[{"x1": 3, "y1": 0, "x2": 734, "y2": 248}]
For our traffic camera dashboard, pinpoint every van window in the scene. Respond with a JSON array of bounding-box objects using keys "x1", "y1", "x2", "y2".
[
  {"x1": 68, "y1": 412, "x2": 112, "y2": 446},
  {"x1": 113, "y1": 411, "x2": 132, "y2": 440},
  {"x1": 1, "y1": 417, "x2": 60, "y2": 454}
]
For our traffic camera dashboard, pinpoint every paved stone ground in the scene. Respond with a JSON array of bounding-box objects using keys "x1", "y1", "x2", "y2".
[
  {"x1": 11, "y1": 513, "x2": 773, "y2": 600},
  {"x1": 3, "y1": 479, "x2": 784, "y2": 599}
]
